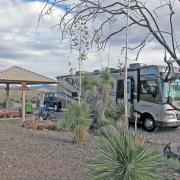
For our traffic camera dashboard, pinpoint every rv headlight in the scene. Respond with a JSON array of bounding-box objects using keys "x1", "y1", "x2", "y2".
[{"x1": 165, "y1": 114, "x2": 174, "y2": 120}]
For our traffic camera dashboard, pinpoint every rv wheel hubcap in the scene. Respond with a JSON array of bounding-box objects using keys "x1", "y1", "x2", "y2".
[{"x1": 145, "y1": 118, "x2": 154, "y2": 129}]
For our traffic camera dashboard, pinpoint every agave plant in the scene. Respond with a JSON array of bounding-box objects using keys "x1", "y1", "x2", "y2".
[
  {"x1": 64, "y1": 101, "x2": 91, "y2": 143},
  {"x1": 89, "y1": 128, "x2": 169, "y2": 180}
]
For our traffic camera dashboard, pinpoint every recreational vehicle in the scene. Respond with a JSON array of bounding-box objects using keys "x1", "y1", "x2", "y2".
[{"x1": 57, "y1": 63, "x2": 180, "y2": 131}]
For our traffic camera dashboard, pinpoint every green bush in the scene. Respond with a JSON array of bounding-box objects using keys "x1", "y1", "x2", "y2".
[
  {"x1": 89, "y1": 128, "x2": 169, "y2": 180},
  {"x1": 0, "y1": 100, "x2": 6, "y2": 108},
  {"x1": 64, "y1": 101, "x2": 91, "y2": 143},
  {"x1": 105, "y1": 100, "x2": 118, "y2": 119}
]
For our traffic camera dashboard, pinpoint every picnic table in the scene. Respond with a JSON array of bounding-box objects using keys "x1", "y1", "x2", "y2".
[{"x1": 0, "y1": 110, "x2": 21, "y2": 118}]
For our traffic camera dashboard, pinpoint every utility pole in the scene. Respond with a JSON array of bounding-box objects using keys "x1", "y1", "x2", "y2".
[{"x1": 124, "y1": 0, "x2": 131, "y2": 127}]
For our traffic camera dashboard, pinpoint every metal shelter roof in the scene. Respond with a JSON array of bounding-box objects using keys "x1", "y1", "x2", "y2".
[{"x1": 0, "y1": 66, "x2": 57, "y2": 84}]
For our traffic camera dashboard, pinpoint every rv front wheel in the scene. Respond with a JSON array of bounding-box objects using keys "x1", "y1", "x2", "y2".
[{"x1": 142, "y1": 116, "x2": 156, "y2": 132}]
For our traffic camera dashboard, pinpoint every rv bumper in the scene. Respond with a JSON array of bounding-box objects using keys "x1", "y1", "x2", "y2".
[{"x1": 156, "y1": 121, "x2": 180, "y2": 127}]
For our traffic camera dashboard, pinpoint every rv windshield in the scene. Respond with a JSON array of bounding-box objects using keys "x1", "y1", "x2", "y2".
[{"x1": 161, "y1": 79, "x2": 180, "y2": 101}]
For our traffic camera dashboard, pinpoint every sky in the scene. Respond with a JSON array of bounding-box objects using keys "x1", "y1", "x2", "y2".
[{"x1": 0, "y1": 0, "x2": 180, "y2": 79}]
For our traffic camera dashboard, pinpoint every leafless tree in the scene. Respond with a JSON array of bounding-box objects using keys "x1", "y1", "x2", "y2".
[
  {"x1": 39, "y1": 0, "x2": 179, "y2": 64},
  {"x1": 70, "y1": 18, "x2": 89, "y2": 103},
  {"x1": 39, "y1": 0, "x2": 180, "y2": 109}
]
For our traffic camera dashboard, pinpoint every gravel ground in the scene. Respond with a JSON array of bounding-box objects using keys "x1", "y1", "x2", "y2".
[
  {"x1": 0, "y1": 120, "x2": 179, "y2": 180},
  {"x1": 140, "y1": 127, "x2": 180, "y2": 152},
  {"x1": 0, "y1": 120, "x2": 98, "y2": 180}
]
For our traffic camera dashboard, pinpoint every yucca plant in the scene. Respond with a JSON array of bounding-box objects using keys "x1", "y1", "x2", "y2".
[
  {"x1": 100, "y1": 70, "x2": 113, "y2": 90},
  {"x1": 116, "y1": 102, "x2": 126, "y2": 127},
  {"x1": 95, "y1": 70, "x2": 113, "y2": 124},
  {"x1": 82, "y1": 73, "x2": 97, "y2": 91},
  {"x1": 89, "y1": 128, "x2": 169, "y2": 180},
  {"x1": 64, "y1": 101, "x2": 91, "y2": 143}
]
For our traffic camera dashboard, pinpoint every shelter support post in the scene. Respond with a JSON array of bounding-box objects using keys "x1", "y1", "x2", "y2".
[
  {"x1": 20, "y1": 83, "x2": 28, "y2": 122},
  {"x1": 5, "y1": 83, "x2": 10, "y2": 109},
  {"x1": 22, "y1": 89, "x2": 26, "y2": 122}
]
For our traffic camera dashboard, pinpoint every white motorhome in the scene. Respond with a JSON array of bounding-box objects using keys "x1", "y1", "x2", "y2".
[{"x1": 57, "y1": 63, "x2": 180, "y2": 131}]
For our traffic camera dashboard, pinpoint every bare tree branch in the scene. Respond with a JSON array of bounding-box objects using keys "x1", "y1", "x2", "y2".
[{"x1": 39, "y1": 0, "x2": 180, "y2": 65}]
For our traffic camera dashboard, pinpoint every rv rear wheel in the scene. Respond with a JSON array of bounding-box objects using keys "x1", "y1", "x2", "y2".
[{"x1": 142, "y1": 116, "x2": 156, "y2": 132}]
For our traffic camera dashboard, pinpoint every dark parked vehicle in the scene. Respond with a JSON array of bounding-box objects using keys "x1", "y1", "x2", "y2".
[{"x1": 44, "y1": 93, "x2": 62, "y2": 111}]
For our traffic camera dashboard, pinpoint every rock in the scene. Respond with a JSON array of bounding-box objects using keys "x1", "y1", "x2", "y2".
[
  {"x1": 8, "y1": 165, "x2": 12, "y2": 168},
  {"x1": 23, "y1": 120, "x2": 38, "y2": 130},
  {"x1": 146, "y1": 139, "x2": 154, "y2": 144},
  {"x1": 163, "y1": 143, "x2": 180, "y2": 161},
  {"x1": 174, "y1": 173, "x2": 180, "y2": 177},
  {"x1": 37, "y1": 120, "x2": 57, "y2": 130}
]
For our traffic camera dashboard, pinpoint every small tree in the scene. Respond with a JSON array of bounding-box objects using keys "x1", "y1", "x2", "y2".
[{"x1": 81, "y1": 70, "x2": 113, "y2": 125}]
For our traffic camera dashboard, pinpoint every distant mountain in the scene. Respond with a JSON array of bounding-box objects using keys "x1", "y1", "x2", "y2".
[
  {"x1": 0, "y1": 84, "x2": 57, "y2": 91},
  {"x1": 30, "y1": 84, "x2": 57, "y2": 91}
]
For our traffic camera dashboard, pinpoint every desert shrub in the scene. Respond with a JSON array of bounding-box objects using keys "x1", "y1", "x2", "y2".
[
  {"x1": 0, "y1": 100, "x2": 6, "y2": 108},
  {"x1": 31, "y1": 97, "x2": 36, "y2": 103},
  {"x1": 14, "y1": 99, "x2": 21, "y2": 103},
  {"x1": 9, "y1": 97, "x2": 14, "y2": 103},
  {"x1": 89, "y1": 128, "x2": 169, "y2": 180},
  {"x1": 98, "y1": 117, "x2": 114, "y2": 128},
  {"x1": 105, "y1": 99, "x2": 117, "y2": 119},
  {"x1": 115, "y1": 102, "x2": 126, "y2": 126},
  {"x1": 105, "y1": 101, "x2": 126, "y2": 127},
  {"x1": 64, "y1": 101, "x2": 91, "y2": 143}
]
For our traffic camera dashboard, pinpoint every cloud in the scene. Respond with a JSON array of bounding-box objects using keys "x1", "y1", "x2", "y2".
[
  {"x1": 0, "y1": 0, "x2": 68, "y2": 78},
  {"x1": 0, "y1": 0, "x2": 180, "y2": 80}
]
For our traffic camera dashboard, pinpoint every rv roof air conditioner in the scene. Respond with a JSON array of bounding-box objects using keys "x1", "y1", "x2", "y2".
[{"x1": 129, "y1": 63, "x2": 147, "y2": 69}]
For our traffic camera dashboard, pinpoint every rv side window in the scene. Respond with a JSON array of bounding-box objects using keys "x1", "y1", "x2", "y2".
[{"x1": 116, "y1": 80, "x2": 124, "y2": 99}]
